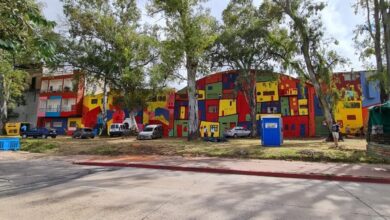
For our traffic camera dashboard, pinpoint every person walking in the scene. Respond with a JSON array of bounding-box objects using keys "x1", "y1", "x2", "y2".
[
  {"x1": 331, "y1": 121, "x2": 340, "y2": 147},
  {"x1": 210, "y1": 126, "x2": 215, "y2": 138},
  {"x1": 203, "y1": 126, "x2": 208, "y2": 138}
]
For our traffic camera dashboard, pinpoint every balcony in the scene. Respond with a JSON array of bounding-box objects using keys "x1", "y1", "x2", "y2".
[{"x1": 38, "y1": 104, "x2": 80, "y2": 117}]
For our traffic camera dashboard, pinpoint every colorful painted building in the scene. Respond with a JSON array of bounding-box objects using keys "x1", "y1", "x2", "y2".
[
  {"x1": 36, "y1": 68, "x2": 84, "y2": 135},
  {"x1": 331, "y1": 71, "x2": 381, "y2": 134},
  {"x1": 173, "y1": 70, "x2": 317, "y2": 138}
]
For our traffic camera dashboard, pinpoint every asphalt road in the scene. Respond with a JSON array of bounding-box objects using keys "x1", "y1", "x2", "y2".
[{"x1": 0, "y1": 158, "x2": 389, "y2": 220}]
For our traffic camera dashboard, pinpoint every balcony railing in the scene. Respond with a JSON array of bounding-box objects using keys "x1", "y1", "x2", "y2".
[
  {"x1": 39, "y1": 105, "x2": 78, "y2": 113},
  {"x1": 40, "y1": 86, "x2": 74, "y2": 93}
]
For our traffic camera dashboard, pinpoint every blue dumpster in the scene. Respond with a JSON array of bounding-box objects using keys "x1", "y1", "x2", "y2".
[
  {"x1": 261, "y1": 115, "x2": 283, "y2": 146},
  {"x1": 0, "y1": 137, "x2": 21, "y2": 151}
]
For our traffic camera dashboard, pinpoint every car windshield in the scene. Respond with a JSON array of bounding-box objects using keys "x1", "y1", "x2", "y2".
[{"x1": 143, "y1": 127, "x2": 154, "y2": 132}]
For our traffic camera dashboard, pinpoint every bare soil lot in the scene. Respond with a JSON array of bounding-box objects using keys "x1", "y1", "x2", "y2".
[{"x1": 18, "y1": 136, "x2": 384, "y2": 163}]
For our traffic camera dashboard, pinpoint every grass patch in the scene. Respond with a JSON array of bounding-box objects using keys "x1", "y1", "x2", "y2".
[
  {"x1": 21, "y1": 139, "x2": 59, "y2": 153},
  {"x1": 17, "y1": 136, "x2": 388, "y2": 164}
]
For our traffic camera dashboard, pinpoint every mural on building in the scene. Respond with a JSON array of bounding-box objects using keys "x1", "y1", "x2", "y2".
[
  {"x1": 174, "y1": 70, "x2": 317, "y2": 138},
  {"x1": 33, "y1": 68, "x2": 380, "y2": 138}
]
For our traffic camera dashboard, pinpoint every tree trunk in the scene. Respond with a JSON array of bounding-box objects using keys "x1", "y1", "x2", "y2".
[
  {"x1": 249, "y1": 72, "x2": 257, "y2": 137},
  {"x1": 186, "y1": 58, "x2": 199, "y2": 141},
  {"x1": 0, "y1": 73, "x2": 7, "y2": 134},
  {"x1": 129, "y1": 110, "x2": 139, "y2": 132},
  {"x1": 100, "y1": 77, "x2": 108, "y2": 136},
  {"x1": 380, "y1": 0, "x2": 390, "y2": 98}
]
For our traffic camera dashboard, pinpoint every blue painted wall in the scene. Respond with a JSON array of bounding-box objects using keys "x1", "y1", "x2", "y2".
[{"x1": 360, "y1": 71, "x2": 381, "y2": 108}]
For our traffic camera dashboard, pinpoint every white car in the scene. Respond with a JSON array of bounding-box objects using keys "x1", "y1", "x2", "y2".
[{"x1": 224, "y1": 126, "x2": 251, "y2": 138}]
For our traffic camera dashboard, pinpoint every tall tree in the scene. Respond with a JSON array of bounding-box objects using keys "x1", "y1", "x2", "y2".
[
  {"x1": 380, "y1": 0, "x2": 390, "y2": 96},
  {"x1": 148, "y1": 0, "x2": 218, "y2": 141},
  {"x1": 62, "y1": 0, "x2": 156, "y2": 135},
  {"x1": 210, "y1": 0, "x2": 283, "y2": 137},
  {"x1": 266, "y1": 0, "x2": 345, "y2": 133},
  {"x1": 0, "y1": 0, "x2": 56, "y2": 132},
  {"x1": 354, "y1": 0, "x2": 389, "y2": 101}
]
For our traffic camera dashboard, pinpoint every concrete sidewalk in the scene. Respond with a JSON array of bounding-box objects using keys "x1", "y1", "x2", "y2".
[{"x1": 73, "y1": 155, "x2": 390, "y2": 184}]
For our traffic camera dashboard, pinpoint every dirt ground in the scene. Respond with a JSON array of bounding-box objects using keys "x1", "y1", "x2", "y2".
[{"x1": 16, "y1": 136, "x2": 376, "y2": 163}]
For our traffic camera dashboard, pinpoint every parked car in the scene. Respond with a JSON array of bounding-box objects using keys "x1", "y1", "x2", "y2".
[
  {"x1": 224, "y1": 126, "x2": 251, "y2": 138},
  {"x1": 72, "y1": 128, "x2": 95, "y2": 139},
  {"x1": 109, "y1": 123, "x2": 125, "y2": 137},
  {"x1": 137, "y1": 124, "x2": 163, "y2": 140},
  {"x1": 21, "y1": 128, "x2": 57, "y2": 139}
]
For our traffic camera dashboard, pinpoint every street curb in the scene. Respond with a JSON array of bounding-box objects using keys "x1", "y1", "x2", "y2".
[{"x1": 73, "y1": 161, "x2": 390, "y2": 184}]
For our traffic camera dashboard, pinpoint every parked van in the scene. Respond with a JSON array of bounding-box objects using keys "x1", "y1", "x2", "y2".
[
  {"x1": 109, "y1": 123, "x2": 125, "y2": 137},
  {"x1": 137, "y1": 124, "x2": 163, "y2": 140}
]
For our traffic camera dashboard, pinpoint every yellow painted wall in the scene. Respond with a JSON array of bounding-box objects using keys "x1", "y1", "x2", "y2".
[
  {"x1": 197, "y1": 90, "x2": 205, "y2": 100},
  {"x1": 146, "y1": 101, "x2": 166, "y2": 113},
  {"x1": 83, "y1": 93, "x2": 114, "y2": 110},
  {"x1": 298, "y1": 99, "x2": 308, "y2": 115},
  {"x1": 219, "y1": 99, "x2": 237, "y2": 116},
  {"x1": 143, "y1": 111, "x2": 150, "y2": 124},
  {"x1": 180, "y1": 106, "x2": 186, "y2": 119},
  {"x1": 67, "y1": 117, "x2": 83, "y2": 131},
  {"x1": 256, "y1": 114, "x2": 282, "y2": 120},
  {"x1": 334, "y1": 101, "x2": 363, "y2": 134},
  {"x1": 199, "y1": 121, "x2": 220, "y2": 137},
  {"x1": 256, "y1": 81, "x2": 279, "y2": 102}
]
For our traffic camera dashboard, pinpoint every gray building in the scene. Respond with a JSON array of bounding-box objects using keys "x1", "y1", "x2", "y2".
[{"x1": 8, "y1": 67, "x2": 42, "y2": 126}]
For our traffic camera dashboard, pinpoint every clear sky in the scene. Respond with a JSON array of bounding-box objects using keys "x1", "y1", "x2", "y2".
[{"x1": 39, "y1": 0, "x2": 366, "y2": 88}]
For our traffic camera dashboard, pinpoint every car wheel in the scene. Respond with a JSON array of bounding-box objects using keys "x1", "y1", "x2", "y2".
[
  {"x1": 33, "y1": 136, "x2": 37, "y2": 139},
  {"x1": 22, "y1": 134, "x2": 27, "y2": 139},
  {"x1": 91, "y1": 135, "x2": 95, "y2": 139},
  {"x1": 52, "y1": 135, "x2": 56, "y2": 139},
  {"x1": 233, "y1": 134, "x2": 238, "y2": 138}
]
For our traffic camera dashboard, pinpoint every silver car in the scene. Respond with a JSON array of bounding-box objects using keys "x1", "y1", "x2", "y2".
[
  {"x1": 224, "y1": 126, "x2": 251, "y2": 138},
  {"x1": 137, "y1": 124, "x2": 163, "y2": 140}
]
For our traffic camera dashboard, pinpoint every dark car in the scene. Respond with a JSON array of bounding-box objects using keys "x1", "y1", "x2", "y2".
[
  {"x1": 21, "y1": 128, "x2": 57, "y2": 139},
  {"x1": 72, "y1": 128, "x2": 95, "y2": 139}
]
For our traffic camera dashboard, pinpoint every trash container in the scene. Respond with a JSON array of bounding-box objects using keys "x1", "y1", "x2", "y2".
[
  {"x1": 261, "y1": 115, "x2": 283, "y2": 147},
  {"x1": 0, "y1": 137, "x2": 21, "y2": 151}
]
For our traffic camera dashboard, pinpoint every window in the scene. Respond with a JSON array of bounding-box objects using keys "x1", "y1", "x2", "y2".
[
  {"x1": 158, "y1": 96, "x2": 166, "y2": 101},
  {"x1": 91, "y1": 99, "x2": 98, "y2": 104},
  {"x1": 229, "y1": 101, "x2": 232, "y2": 106},
  {"x1": 257, "y1": 92, "x2": 261, "y2": 95},
  {"x1": 263, "y1": 91, "x2": 275, "y2": 96},
  {"x1": 208, "y1": 86, "x2": 213, "y2": 90},
  {"x1": 347, "y1": 115, "x2": 357, "y2": 120},
  {"x1": 53, "y1": 122, "x2": 63, "y2": 127},
  {"x1": 267, "y1": 107, "x2": 278, "y2": 114},
  {"x1": 198, "y1": 94, "x2": 203, "y2": 99},
  {"x1": 210, "y1": 125, "x2": 218, "y2": 132},
  {"x1": 31, "y1": 77, "x2": 36, "y2": 90},
  {"x1": 208, "y1": 105, "x2": 218, "y2": 113},
  {"x1": 299, "y1": 105, "x2": 308, "y2": 109},
  {"x1": 291, "y1": 124, "x2": 296, "y2": 130},
  {"x1": 69, "y1": 121, "x2": 77, "y2": 128},
  {"x1": 344, "y1": 102, "x2": 360, "y2": 109}
]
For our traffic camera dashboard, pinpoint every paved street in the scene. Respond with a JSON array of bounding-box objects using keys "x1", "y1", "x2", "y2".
[{"x1": 0, "y1": 158, "x2": 389, "y2": 220}]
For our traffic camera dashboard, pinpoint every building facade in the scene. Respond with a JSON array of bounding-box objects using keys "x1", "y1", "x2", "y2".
[
  {"x1": 8, "y1": 66, "x2": 42, "y2": 126},
  {"x1": 36, "y1": 67, "x2": 84, "y2": 135},
  {"x1": 173, "y1": 70, "x2": 317, "y2": 138}
]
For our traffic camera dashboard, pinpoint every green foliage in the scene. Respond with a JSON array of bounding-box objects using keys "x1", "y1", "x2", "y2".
[
  {"x1": 0, "y1": 0, "x2": 56, "y2": 51},
  {"x1": 0, "y1": 60, "x2": 29, "y2": 107},
  {"x1": 148, "y1": 0, "x2": 218, "y2": 140},
  {"x1": 21, "y1": 140, "x2": 58, "y2": 153},
  {"x1": 62, "y1": 0, "x2": 160, "y2": 114}
]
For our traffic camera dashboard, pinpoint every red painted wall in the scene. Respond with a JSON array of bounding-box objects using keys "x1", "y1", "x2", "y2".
[{"x1": 205, "y1": 99, "x2": 219, "y2": 122}]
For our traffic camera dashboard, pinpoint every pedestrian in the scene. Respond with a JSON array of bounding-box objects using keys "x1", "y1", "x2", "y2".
[
  {"x1": 210, "y1": 126, "x2": 215, "y2": 138},
  {"x1": 203, "y1": 126, "x2": 208, "y2": 138},
  {"x1": 331, "y1": 121, "x2": 340, "y2": 147},
  {"x1": 21, "y1": 124, "x2": 27, "y2": 132}
]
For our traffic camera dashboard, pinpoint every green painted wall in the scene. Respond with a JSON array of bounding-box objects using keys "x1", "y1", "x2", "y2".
[
  {"x1": 219, "y1": 114, "x2": 238, "y2": 136},
  {"x1": 174, "y1": 120, "x2": 189, "y2": 137},
  {"x1": 281, "y1": 97, "x2": 290, "y2": 116},
  {"x1": 206, "y1": 82, "x2": 222, "y2": 99}
]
